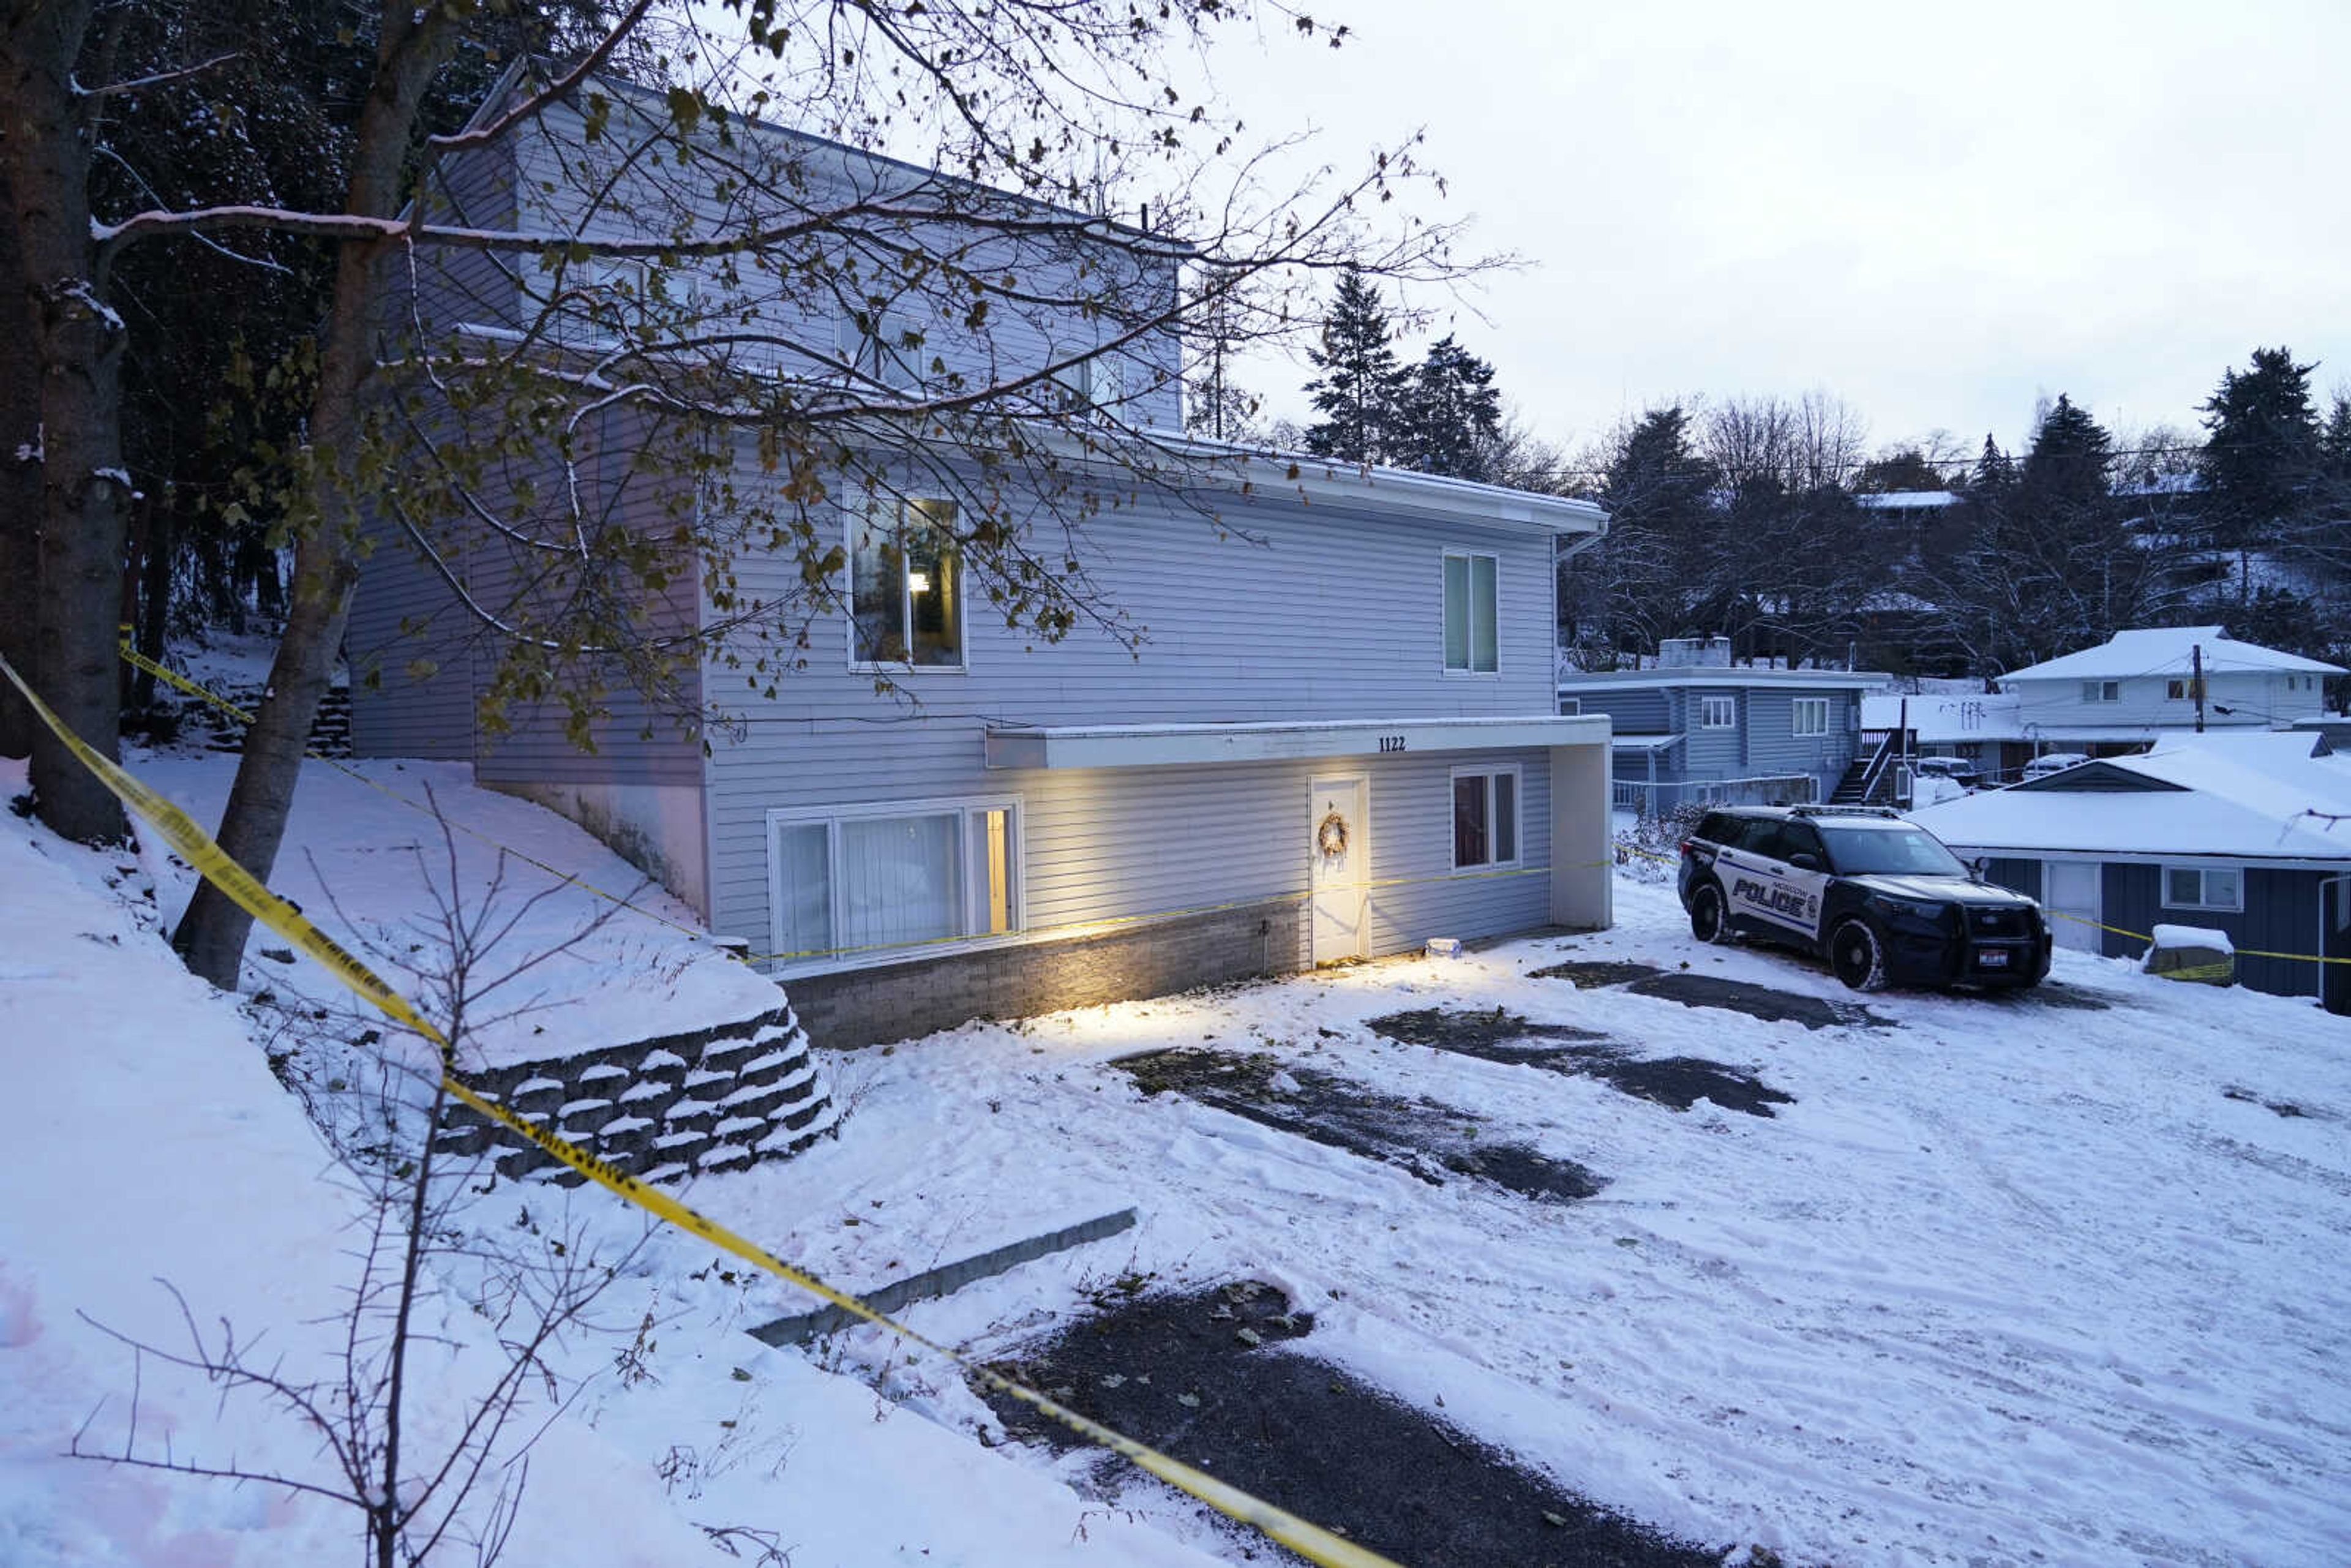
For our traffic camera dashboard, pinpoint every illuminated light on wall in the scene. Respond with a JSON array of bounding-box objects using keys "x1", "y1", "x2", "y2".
[{"x1": 907, "y1": 570, "x2": 932, "y2": 595}]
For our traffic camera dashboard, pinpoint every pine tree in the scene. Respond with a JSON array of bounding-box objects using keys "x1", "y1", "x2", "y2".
[
  {"x1": 2199, "y1": 346, "x2": 2321, "y2": 552},
  {"x1": 1400, "y1": 334, "x2": 1501, "y2": 479},
  {"x1": 2021, "y1": 394, "x2": 2113, "y2": 512},
  {"x1": 1303, "y1": 268, "x2": 1408, "y2": 464}
]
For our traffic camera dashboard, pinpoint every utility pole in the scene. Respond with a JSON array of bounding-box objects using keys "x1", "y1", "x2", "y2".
[{"x1": 2192, "y1": 642, "x2": 2206, "y2": 734}]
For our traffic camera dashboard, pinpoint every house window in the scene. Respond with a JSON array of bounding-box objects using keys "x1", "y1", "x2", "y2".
[
  {"x1": 2082, "y1": 680, "x2": 2121, "y2": 703},
  {"x1": 1442, "y1": 552, "x2": 1499, "y2": 673},
  {"x1": 850, "y1": 498, "x2": 962, "y2": 668},
  {"x1": 1792, "y1": 697, "x2": 1829, "y2": 737},
  {"x1": 1559, "y1": 697, "x2": 1581, "y2": 716},
  {"x1": 2167, "y1": 678, "x2": 2205, "y2": 700},
  {"x1": 2162, "y1": 865, "x2": 2243, "y2": 912},
  {"x1": 1452, "y1": 766, "x2": 1520, "y2": 869},
  {"x1": 1699, "y1": 695, "x2": 1737, "y2": 729},
  {"x1": 840, "y1": 309, "x2": 923, "y2": 393},
  {"x1": 550, "y1": 257, "x2": 647, "y2": 344},
  {"x1": 768, "y1": 798, "x2": 1020, "y2": 967}
]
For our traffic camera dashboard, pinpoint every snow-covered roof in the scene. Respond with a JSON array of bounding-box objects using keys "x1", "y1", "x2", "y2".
[
  {"x1": 1560, "y1": 667, "x2": 1883, "y2": 692},
  {"x1": 1911, "y1": 732, "x2": 2351, "y2": 861},
  {"x1": 2001, "y1": 626, "x2": 2345, "y2": 683},
  {"x1": 1854, "y1": 490, "x2": 1959, "y2": 511}
]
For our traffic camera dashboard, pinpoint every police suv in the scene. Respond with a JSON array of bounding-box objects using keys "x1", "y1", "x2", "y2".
[{"x1": 1677, "y1": 805, "x2": 2052, "y2": 992}]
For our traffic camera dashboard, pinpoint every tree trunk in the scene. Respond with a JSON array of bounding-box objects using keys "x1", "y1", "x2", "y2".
[
  {"x1": 2, "y1": 0, "x2": 129, "y2": 842},
  {"x1": 0, "y1": 165, "x2": 40, "y2": 760},
  {"x1": 174, "y1": 6, "x2": 454, "y2": 986}
]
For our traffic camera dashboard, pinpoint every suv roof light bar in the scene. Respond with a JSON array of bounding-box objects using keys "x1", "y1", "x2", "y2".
[{"x1": 1787, "y1": 803, "x2": 1906, "y2": 819}]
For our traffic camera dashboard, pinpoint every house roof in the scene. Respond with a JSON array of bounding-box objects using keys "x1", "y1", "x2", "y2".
[
  {"x1": 2001, "y1": 626, "x2": 2345, "y2": 683},
  {"x1": 1911, "y1": 732, "x2": 2351, "y2": 861},
  {"x1": 1854, "y1": 490, "x2": 1959, "y2": 511},
  {"x1": 1559, "y1": 667, "x2": 1882, "y2": 692}
]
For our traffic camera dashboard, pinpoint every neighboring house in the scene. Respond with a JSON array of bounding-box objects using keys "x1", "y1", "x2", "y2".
[
  {"x1": 1910, "y1": 732, "x2": 2351, "y2": 1011},
  {"x1": 1865, "y1": 626, "x2": 2346, "y2": 784},
  {"x1": 1559, "y1": 639, "x2": 1878, "y2": 815},
  {"x1": 347, "y1": 77, "x2": 1616, "y2": 1048},
  {"x1": 1996, "y1": 626, "x2": 2341, "y2": 752},
  {"x1": 1859, "y1": 689, "x2": 2033, "y2": 782}
]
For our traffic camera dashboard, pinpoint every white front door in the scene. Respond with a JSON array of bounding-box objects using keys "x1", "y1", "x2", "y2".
[
  {"x1": 2044, "y1": 859, "x2": 2101, "y2": 953},
  {"x1": 1310, "y1": 775, "x2": 1370, "y2": 964}
]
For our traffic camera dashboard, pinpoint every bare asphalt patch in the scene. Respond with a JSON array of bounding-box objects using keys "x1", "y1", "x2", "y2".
[
  {"x1": 1112, "y1": 1048, "x2": 1607, "y2": 1202},
  {"x1": 978, "y1": 1279, "x2": 1723, "y2": 1568},
  {"x1": 1532, "y1": 957, "x2": 1892, "y2": 1030},
  {"x1": 1367, "y1": 1007, "x2": 1794, "y2": 1119}
]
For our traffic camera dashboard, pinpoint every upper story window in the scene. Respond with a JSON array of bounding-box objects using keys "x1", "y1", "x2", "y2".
[
  {"x1": 1452, "y1": 766, "x2": 1520, "y2": 870},
  {"x1": 1698, "y1": 694, "x2": 1737, "y2": 729},
  {"x1": 2081, "y1": 680, "x2": 2121, "y2": 703},
  {"x1": 2162, "y1": 865, "x2": 2242, "y2": 912},
  {"x1": 850, "y1": 498, "x2": 962, "y2": 669},
  {"x1": 1442, "y1": 552, "x2": 1498, "y2": 674},
  {"x1": 550, "y1": 257, "x2": 647, "y2": 345},
  {"x1": 1792, "y1": 696, "x2": 1829, "y2": 736},
  {"x1": 840, "y1": 309, "x2": 923, "y2": 394}
]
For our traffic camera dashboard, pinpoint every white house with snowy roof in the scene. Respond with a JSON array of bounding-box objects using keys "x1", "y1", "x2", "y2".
[
  {"x1": 1998, "y1": 626, "x2": 2341, "y2": 746},
  {"x1": 1912, "y1": 730, "x2": 2351, "y2": 1009}
]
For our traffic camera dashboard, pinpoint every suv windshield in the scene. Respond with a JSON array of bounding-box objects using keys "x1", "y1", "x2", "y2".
[{"x1": 1818, "y1": 825, "x2": 1967, "y2": 877}]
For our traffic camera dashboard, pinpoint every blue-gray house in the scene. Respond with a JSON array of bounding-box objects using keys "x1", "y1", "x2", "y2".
[
  {"x1": 345, "y1": 73, "x2": 1616, "y2": 1047},
  {"x1": 1910, "y1": 731, "x2": 2351, "y2": 1010},
  {"x1": 1559, "y1": 641, "x2": 1881, "y2": 816}
]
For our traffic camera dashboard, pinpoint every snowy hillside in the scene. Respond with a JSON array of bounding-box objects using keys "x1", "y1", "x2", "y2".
[
  {"x1": 6, "y1": 748, "x2": 2349, "y2": 1567},
  {"x1": 0, "y1": 760, "x2": 1221, "y2": 1568}
]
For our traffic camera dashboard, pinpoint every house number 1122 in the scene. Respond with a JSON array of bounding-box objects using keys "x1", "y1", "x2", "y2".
[{"x1": 1378, "y1": 735, "x2": 1407, "y2": 752}]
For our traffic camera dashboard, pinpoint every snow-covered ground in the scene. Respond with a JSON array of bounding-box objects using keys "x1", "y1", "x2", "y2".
[
  {"x1": 718, "y1": 878, "x2": 2351, "y2": 1566},
  {"x1": 7, "y1": 749, "x2": 2350, "y2": 1566},
  {"x1": 0, "y1": 760, "x2": 1215, "y2": 1568}
]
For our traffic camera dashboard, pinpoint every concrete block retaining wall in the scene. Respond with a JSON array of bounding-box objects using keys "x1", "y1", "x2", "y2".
[
  {"x1": 786, "y1": 898, "x2": 1302, "y2": 1051},
  {"x1": 432, "y1": 1002, "x2": 836, "y2": 1185}
]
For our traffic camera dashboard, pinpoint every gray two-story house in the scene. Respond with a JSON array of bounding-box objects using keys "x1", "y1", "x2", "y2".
[
  {"x1": 347, "y1": 74, "x2": 1614, "y2": 1047},
  {"x1": 1559, "y1": 640, "x2": 1878, "y2": 816}
]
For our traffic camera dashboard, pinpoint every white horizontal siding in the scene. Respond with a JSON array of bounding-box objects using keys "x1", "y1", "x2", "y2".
[{"x1": 738, "y1": 745, "x2": 1556, "y2": 973}]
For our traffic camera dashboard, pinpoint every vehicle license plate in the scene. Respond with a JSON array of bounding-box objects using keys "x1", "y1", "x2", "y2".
[{"x1": 1979, "y1": 948, "x2": 2010, "y2": 967}]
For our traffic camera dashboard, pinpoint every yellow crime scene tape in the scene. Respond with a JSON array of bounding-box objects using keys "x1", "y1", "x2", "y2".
[
  {"x1": 2041, "y1": 906, "x2": 2351, "y2": 967},
  {"x1": 15, "y1": 650, "x2": 1405, "y2": 1568},
  {"x1": 118, "y1": 637, "x2": 718, "y2": 948}
]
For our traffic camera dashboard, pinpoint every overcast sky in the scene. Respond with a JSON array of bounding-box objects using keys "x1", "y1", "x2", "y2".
[{"x1": 1202, "y1": 0, "x2": 2351, "y2": 462}]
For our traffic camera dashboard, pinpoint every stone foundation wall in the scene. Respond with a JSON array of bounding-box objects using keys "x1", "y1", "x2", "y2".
[
  {"x1": 787, "y1": 898, "x2": 1302, "y2": 1051},
  {"x1": 432, "y1": 1002, "x2": 835, "y2": 1185}
]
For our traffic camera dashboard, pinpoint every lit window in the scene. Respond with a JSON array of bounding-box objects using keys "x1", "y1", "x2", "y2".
[
  {"x1": 1792, "y1": 697, "x2": 1829, "y2": 736},
  {"x1": 768, "y1": 799, "x2": 1019, "y2": 968},
  {"x1": 2082, "y1": 680, "x2": 2121, "y2": 703},
  {"x1": 1442, "y1": 552, "x2": 1499, "y2": 673},
  {"x1": 2167, "y1": 678, "x2": 2205, "y2": 700},
  {"x1": 1452, "y1": 767, "x2": 1520, "y2": 869},
  {"x1": 1699, "y1": 695, "x2": 1737, "y2": 729},
  {"x1": 2162, "y1": 865, "x2": 2243, "y2": 912},
  {"x1": 851, "y1": 498, "x2": 962, "y2": 669}
]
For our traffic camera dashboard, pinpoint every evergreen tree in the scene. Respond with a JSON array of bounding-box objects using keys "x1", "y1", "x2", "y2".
[
  {"x1": 2199, "y1": 346, "x2": 2321, "y2": 553},
  {"x1": 2319, "y1": 393, "x2": 2351, "y2": 480},
  {"x1": 2021, "y1": 394, "x2": 2113, "y2": 512},
  {"x1": 1303, "y1": 268, "x2": 1408, "y2": 463},
  {"x1": 1400, "y1": 334, "x2": 1501, "y2": 479}
]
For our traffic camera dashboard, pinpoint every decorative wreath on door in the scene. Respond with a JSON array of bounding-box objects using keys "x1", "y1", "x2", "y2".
[{"x1": 1316, "y1": 809, "x2": 1351, "y2": 859}]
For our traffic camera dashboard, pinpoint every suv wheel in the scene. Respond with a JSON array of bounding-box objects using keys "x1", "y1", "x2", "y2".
[
  {"x1": 1828, "y1": 918, "x2": 1888, "y2": 992},
  {"x1": 1689, "y1": 881, "x2": 1734, "y2": 945}
]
